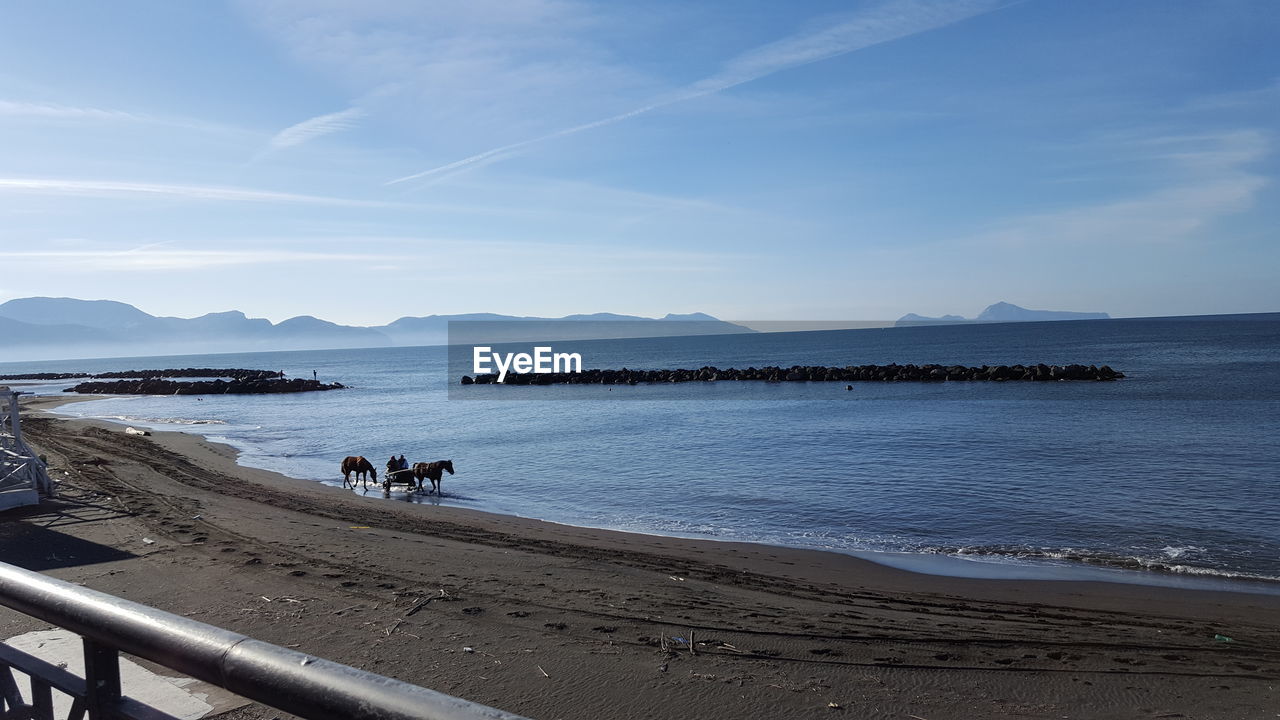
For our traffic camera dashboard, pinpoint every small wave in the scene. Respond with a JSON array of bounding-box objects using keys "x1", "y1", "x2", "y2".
[
  {"x1": 1161, "y1": 545, "x2": 1206, "y2": 560},
  {"x1": 926, "y1": 545, "x2": 1280, "y2": 584},
  {"x1": 103, "y1": 414, "x2": 228, "y2": 426}
]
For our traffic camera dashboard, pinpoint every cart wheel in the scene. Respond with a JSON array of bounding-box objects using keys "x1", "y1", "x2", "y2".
[{"x1": 383, "y1": 480, "x2": 391, "y2": 490}]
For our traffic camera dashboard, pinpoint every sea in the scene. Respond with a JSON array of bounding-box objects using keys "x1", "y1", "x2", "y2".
[{"x1": 5, "y1": 315, "x2": 1279, "y2": 594}]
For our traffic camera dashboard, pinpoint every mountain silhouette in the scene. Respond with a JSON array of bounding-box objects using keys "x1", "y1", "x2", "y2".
[{"x1": 897, "y1": 302, "x2": 1110, "y2": 327}]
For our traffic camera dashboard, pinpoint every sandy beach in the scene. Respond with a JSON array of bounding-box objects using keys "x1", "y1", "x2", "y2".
[{"x1": 3, "y1": 397, "x2": 1279, "y2": 720}]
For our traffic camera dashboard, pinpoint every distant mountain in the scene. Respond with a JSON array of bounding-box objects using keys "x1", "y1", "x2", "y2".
[
  {"x1": 0, "y1": 297, "x2": 753, "y2": 361},
  {"x1": 0, "y1": 315, "x2": 117, "y2": 346},
  {"x1": 374, "y1": 311, "x2": 753, "y2": 346},
  {"x1": 0, "y1": 297, "x2": 158, "y2": 331},
  {"x1": 896, "y1": 313, "x2": 967, "y2": 325},
  {"x1": 897, "y1": 302, "x2": 1111, "y2": 327}
]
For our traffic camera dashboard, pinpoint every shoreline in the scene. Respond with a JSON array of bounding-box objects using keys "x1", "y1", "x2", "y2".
[
  {"x1": 28, "y1": 393, "x2": 1280, "y2": 596},
  {"x1": 7, "y1": 397, "x2": 1280, "y2": 718}
]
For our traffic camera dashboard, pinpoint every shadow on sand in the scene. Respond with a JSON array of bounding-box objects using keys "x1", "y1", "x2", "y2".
[{"x1": 0, "y1": 499, "x2": 137, "y2": 571}]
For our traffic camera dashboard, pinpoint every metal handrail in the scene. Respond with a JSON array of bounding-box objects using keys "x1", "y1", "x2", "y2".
[{"x1": 0, "y1": 562, "x2": 531, "y2": 720}]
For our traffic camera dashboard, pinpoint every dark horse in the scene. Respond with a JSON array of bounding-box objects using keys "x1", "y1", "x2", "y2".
[
  {"x1": 413, "y1": 460, "x2": 455, "y2": 495},
  {"x1": 341, "y1": 456, "x2": 377, "y2": 488}
]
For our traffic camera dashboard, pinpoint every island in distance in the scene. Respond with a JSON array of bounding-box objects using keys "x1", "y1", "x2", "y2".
[{"x1": 897, "y1": 301, "x2": 1111, "y2": 327}]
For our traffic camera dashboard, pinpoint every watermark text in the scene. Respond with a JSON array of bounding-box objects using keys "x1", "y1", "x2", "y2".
[{"x1": 472, "y1": 346, "x2": 583, "y2": 383}]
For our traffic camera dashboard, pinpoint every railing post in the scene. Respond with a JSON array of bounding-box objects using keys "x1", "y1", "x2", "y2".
[
  {"x1": 5, "y1": 390, "x2": 21, "y2": 449},
  {"x1": 82, "y1": 638, "x2": 121, "y2": 719},
  {"x1": 31, "y1": 677, "x2": 55, "y2": 720},
  {"x1": 0, "y1": 666, "x2": 24, "y2": 712}
]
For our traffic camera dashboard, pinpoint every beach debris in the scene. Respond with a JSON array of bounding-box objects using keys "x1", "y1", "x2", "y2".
[
  {"x1": 125, "y1": 427, "x2": 150, "y2": 436},
  {"x1": 658, "y1": 663, "x2": 668, "y2": 672},
  {"x1": 537, "y1": 665, "x2": 550, "y2": 678},
  {"x1": 141, "y1": 537, "x2": 155, "y2": 545},
  {"x1": 668, "y1": 575, "x2": 685, "y2": 582},
  {"x1": 405, "y1": 589, "x2": 450, "y2": 617},
  {"x1": 463, "y1": 646, "x2": 474, "y2": 653},
  {"x1": 827, "y1": 701, "x2": 842, "y2": 709},
  {"x1": 384, "y1": 621, "x2": 402, "y2": 637},
  {"x1": 1213, "y1": 634, "x2": 1234, "y2": 643},
  {"x1": 191, "y1": 514, "x2": 202, "y2": 520}
]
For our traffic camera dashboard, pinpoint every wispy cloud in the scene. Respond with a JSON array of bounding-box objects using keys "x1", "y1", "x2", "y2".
[
  {"x1": 0, "y1": 248, "x2": 384, "y2": 271},
  {"x1": 0, "y1": 235, "x2": 744, "y2": 274},
  {"x1": 979, "y1": 130, "x2": 1270, "y2": 247},
  {"x1": 0, "y1": 100, "x2": 140, "y2": 121},
  {"x1": 0, "y1": 178, "x2": 398, "y2": 208},
  {"x1": 268, "y1": 107, "x2": 366, "y2": 149},
  {"x1": 387, "y1": 0, "x2": 1007, "y2": 185},
  {"x1": 0, "y1": 99, "x2": 251, "y2": 136}
]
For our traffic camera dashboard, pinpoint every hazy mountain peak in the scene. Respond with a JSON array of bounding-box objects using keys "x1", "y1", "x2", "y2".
[
  {"x1": 898, "y1": 302, "x2": 1111, "y2": 327},
  {"x1": 0, "y1": 296, "x2": 157, "y2": 330},
  {"x1": 662, "y1": 312, "x2": 718, "y2": 321}
]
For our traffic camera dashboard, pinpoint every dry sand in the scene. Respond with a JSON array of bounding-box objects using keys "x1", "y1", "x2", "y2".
[{"x1": 2, "y1": 397, "x2": 1278, "y2": 719}]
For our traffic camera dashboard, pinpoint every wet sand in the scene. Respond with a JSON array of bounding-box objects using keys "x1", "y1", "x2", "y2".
[{"x1": 3, "y1": 396, "x2": 1279, "y2": 719}]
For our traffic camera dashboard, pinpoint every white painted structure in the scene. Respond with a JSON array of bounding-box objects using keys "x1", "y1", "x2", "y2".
[{"x1": 0, "y1": 386, "x2": 52, "y2": 511}]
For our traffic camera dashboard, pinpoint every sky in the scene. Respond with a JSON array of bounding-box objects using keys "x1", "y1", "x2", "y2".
[{"x1": 0, "y1": 0, "x2": 1277, "y2": 325}]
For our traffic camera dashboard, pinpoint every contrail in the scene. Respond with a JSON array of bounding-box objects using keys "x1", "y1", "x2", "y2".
[{"x1": 386, "y1": 0, "x2": 1008, "y2": 186}]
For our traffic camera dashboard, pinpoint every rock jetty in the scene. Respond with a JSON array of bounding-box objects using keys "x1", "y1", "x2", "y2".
[
  {"x1": 65, "y1": 378, "x2": 343, "y2": 395},
  {"x1": 3, "y1": 368, "x2": 290, "y2": 381},
  {"x1": 0, "y1": 372, "x2": 92, "y2": 380},
  {"x1": 60, "y1": 368, "x2": 343, "y2": 395},
  {"x1": 93, "y1": 368, "x2": 287, "y2": 380},
  {"x1": 461, "y1": 363, "x2": 1124, "y2": 385}
]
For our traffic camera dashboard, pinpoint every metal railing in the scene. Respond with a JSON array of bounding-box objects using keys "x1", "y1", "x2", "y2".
[
  {"x1": 1, "y1": 388, "x2": 53, "y2": 501},
  {"x1": 0, "y1": 562, "x2": 530, "y2": 720}
]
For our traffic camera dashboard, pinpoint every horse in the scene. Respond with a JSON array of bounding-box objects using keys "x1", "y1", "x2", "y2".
[
  {"x1": 413, "y1": 460, "x2": 455, "y2": 495},
  {"x1": 341, "y1": 456, "x2": 377, "y2": 489}
]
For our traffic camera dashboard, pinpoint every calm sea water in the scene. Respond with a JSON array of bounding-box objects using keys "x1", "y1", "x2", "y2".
[{"x1": 7, "y1": 316, "x2": 1279, "y2": 590}]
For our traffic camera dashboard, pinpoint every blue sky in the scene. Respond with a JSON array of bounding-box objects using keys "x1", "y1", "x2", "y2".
[{"x1": 0, "y1": 0, "x2": 1276, "y2": 325}]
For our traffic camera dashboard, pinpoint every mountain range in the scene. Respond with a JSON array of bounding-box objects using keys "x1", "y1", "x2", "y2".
[
  {"x1": 0, "y1": 297, "x2": 754, "y2": 361},
  {"x1": 896, "y1": 302, "x2": 1110, "y2": 326},
  {"x1": 0, "y1": 297, "x2": 1121, "y2": 362}
]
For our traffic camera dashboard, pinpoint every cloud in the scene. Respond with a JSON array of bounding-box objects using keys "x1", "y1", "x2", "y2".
[
  {"x1": 386, "y1": 0, "x2": 1008, "y2": 184},
  {"x1": 0, "y1": 99, "x2": 251, "y2": 136},
  {"x1": 0, "y1": 177, "x2": 398, "y2": 208},
  {"x1": 0, "y1": 235, "x2": 744, "y2": 274},
  {"x1": 979, "y1": 130, "x2": 1270, "y2": 247},
  {"x1": 0, "y1": 100, "x2": 140, "y2": 121},
  {"x1": 238, "y1": 0, "x2": 641, "y2": 143},
  {"x1": 0, "y1": 248, "x2": 383, "y2": 271},
  {"x1": 268, "y1": 106, "x2": 366, "y2": 149}
]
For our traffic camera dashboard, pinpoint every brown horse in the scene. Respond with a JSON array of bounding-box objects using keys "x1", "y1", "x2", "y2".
[
  {"x1": 341, "y1": 456, "x2": 377, "y2": 488},
  {"x1": 413, "y1": 460, "x2": 455, "y2": 495}
]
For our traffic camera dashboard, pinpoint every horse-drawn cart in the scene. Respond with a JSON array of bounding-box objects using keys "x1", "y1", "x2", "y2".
[
  {"x1": 382, "y1": 461, "x2": 455, "y2": 494},
  {"x1": 343, "y1": 457, "x2": 454, "y2": 494},
  {"x1": 383, "y1": 468, "x2": 419, "y2": 491}
]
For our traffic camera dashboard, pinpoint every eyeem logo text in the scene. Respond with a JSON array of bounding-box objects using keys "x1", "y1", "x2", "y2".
[{"x1": 472, "y1": 346, "x2": 583, "y2": 383}]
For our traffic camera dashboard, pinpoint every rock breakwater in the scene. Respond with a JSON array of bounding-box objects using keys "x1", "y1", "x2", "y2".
[{"x1": 461, "y1": 363, "x2": 1124, "y2": 385}]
